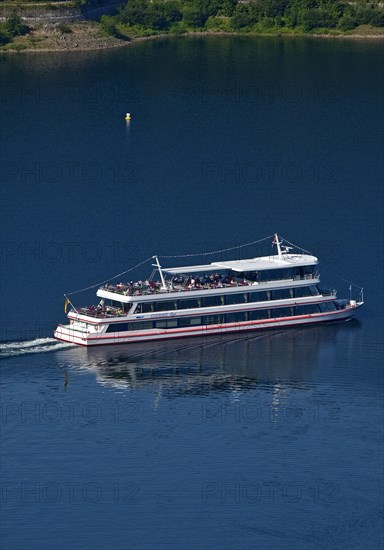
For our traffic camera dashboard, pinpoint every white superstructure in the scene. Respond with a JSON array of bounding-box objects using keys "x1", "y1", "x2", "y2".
[{"x1": 54, "y1": 234, "x2": 363, "y2": 347}]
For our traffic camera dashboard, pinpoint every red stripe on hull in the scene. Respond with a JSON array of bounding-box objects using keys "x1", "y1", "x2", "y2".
[{"x1": 54, "y1": 305, "x2": 361, "y2": 346}]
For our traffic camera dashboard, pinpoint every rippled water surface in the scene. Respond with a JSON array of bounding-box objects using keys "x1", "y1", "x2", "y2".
[{"x1": 1, "y1": 36, "x2": 383, "y2": 550}]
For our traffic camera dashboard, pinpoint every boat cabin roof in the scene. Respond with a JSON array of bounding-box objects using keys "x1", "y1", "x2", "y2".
[{"x1": 163, "y1": 253, "x2": 318, "y2": 275}]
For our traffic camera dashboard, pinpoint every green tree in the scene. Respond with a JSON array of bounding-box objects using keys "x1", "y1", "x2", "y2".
[
  {"x1": 161, "y1": 1, "x2": 183, "y2": 23},
  {"x1": 300, "y1": 8, "x2": 338, "y2": 30},
  {"x1": 144, "y1": 1, "x2": 182, "y2": 29},
  {"x1": 182, "y1": 5, "x2": 208, "y2": 27},
  {"x1": 5, "y1": 15, "x2": 30, "y2": 37},
  {"x1": 0, "y1": 30, "x2": 10, "y2": 45},
  {"x1": 257, "y1": 0, "x2": 289, "y2": 18},
  {"x1": 337, "y1": 14, "x2": 357, "y2": 31},
  {"x1": 231, "y1": 2, "x2": 258, "y2": 29},
  {"x1": 119, "y1": 0, "x2": 149, "y2": 26},
  {"x1": 371, "y1": 9, "x2": 384, "y2": 26},
  {"x1": 100, "y1": 15, "x2": 120, "y2": 37},
  {"x1": 217, "y1": 0, "x2": 238, "y2": 17},
  {"x1": 284, "y1": 0, "x2": 317, "y2": 28}
]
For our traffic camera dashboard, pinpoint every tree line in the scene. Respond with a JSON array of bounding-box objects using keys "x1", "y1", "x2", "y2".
[{"x1": 100, "y1": 0, "x2": 384, "y2": 36}]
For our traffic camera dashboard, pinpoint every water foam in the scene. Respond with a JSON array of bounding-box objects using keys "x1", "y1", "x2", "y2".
[{"x1": 0, "y1": 338, "x2": 75, "y2": 359}]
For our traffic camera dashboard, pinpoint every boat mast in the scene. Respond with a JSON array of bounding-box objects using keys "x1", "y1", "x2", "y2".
[
  {"x1": 274, "y1": 234, "x2": 283, "y2": 259},
  {"x1": 153, "y1": 256, "x2": 167, "y2": 290}
]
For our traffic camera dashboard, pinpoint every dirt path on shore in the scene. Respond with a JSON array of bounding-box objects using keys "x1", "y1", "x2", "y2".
[{"x1": 0, "y1": 21, "x2": 131, "y2": 52}]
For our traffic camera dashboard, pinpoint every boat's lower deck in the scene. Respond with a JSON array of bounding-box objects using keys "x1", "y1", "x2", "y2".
[{"x1": 54, "y1": 303, "x2": 362, "y2": 346}]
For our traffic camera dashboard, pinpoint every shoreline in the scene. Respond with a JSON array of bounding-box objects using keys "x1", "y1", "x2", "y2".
[{"x1": 1, "y1": 25, "x2": 383, "y2": 54}]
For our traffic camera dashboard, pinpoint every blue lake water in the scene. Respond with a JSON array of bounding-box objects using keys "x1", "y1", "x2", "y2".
[{"x1": 1, "y1": 36, "x2": 383, "y2": 549}]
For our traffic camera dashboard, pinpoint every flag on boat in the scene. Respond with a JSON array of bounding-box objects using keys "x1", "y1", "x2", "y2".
[{"x1": 64, "y1": 296, "x2": 70, "y2": 314}]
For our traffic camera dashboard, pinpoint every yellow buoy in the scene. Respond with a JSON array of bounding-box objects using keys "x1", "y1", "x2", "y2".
[{"x1": 125, "y1": 113, "x2": 131, "y2": 121}]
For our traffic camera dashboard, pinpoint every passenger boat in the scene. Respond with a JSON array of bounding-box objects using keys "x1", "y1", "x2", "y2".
[{"x1": 54, "y1": 235, "x2": 363, "y2": 347}]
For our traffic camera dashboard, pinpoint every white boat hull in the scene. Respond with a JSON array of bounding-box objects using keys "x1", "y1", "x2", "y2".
[{"x1": 54, "y1": 305, "x2": 362, "y2": 347}]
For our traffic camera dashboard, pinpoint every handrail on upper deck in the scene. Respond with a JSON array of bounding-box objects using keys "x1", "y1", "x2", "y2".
[{"x1": 99, "y1": 272, "x2": 319, "y2": 297}]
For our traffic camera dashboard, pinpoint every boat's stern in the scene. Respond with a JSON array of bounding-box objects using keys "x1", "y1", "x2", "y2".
[{"x1": 54, "y1": 319, "x2": 105, "y2": 346}]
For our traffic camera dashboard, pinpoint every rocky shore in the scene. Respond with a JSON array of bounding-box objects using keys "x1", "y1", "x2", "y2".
[{"x1": 1, "y1": 21, "x2": 383, "y2": 53}]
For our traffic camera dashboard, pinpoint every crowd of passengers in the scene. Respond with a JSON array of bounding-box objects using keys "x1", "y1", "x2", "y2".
[
  {"x1": 175, "y1": 273, "x2": 250, "y2": 289},
  {"x1": 102, "y1": 272, "x2": 252, "y2": 294},
  {"x1": 78, "y1": 299, "x2": 125, "y2": 317}
]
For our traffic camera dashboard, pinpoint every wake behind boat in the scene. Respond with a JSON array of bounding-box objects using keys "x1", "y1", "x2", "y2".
[{"x1": 54, "y1": 234, "x2": 363, "y2": 347}]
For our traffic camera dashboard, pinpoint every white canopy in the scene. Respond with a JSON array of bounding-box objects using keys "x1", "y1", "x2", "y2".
[{"x1": 163, "y1": 253, "x2": 318, "y2": 275}]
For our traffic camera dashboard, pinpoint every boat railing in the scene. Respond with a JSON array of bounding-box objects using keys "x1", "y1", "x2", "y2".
[
  {"x1": 75, "y1": 307, "x2": 127, "y2": 318},
  {"x1": 99, "y1": 281, "x2": 248, "y2": 296},
  {"x1": 99, "y1": 273, "x2": 320, "y2": 297}
]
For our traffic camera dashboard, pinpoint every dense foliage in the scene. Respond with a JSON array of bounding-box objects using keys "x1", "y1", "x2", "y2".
[
  {"x1": 100, "y1": 0, "x2": 384, "y2": 36},
  {"x1": 0, "y1": 15, "x2": 30, "y2": 45}
]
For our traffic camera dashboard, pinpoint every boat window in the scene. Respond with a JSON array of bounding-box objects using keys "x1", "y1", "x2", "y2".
[
  {"x1": 133, "y1": 321, "x2": 153, "y2": 330},
  {"x1": 105, "y1": 299, "x2": 122, "y2": 308},
  {"x1": 178, "y1": 299, "x2": 200, "y2": 310},
  {"x1": 310, "y1": 286, "x2": 320, "y2": 295},
  {"x1": 294, "y1": 287, "x2": 312, "y2": 298},
  {"x1": 155, "y1": 319, "x2": 178, "y2": 329},
  {"x1": 190, "y1": 317, "x2": 202, "y2": 325},
  {"x1": 226, "y1": 312, "x2": 246, "y2": 323},
  {"x1": 155, "y1": 301, "x2": 177, "y2": 312},
  {"x1": 254, "y1": 270, "x2": 269, "y2": 282},
  {"x1": 278, "y1": 268, "x2": 295, "y2": 280},
  {"x1": 106, "y1": 323, "x2": 129, "y2": 333},
  {"x1": 225, "y1": 293, "x2": 246, "y2": 305},
  {"x1": 271, "y1": 289, "x2": 292, "y2": 300},
  {"x1": 178, "y1": 317, "x2": 201, "y2": 327},
  {"x1": 203, "y1": 315, "x2": 224, "y2": 325},
  {"x1": 201, "y1": 296, "x2": 223, "y2": 307},
  {"x1": 140, "y1": 302, "x2": 154, "y2": 313},
  {"x1": 248, "y1": 291, "x2": 269, "y2": 302},
  {"x1": 257, "y1": 267, "x2": 296, "y2": 282},
  {"x1": 248, "y1": 309, "x2": 270, "y2": 320},
  {"x1": 243, "y1": 271, "x2": 258, "y2": 282},
  {"x1": 272, "y1": 307, "x2": 292, "y2": 318}
]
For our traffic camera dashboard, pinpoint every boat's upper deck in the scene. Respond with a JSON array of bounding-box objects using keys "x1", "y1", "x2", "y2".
[
  {"x1": 91, "y1": 252, "x2": 319, "y2": 305},
  {"x1": 163, "y1": 252, "x2": 318, "y2": 275},
  {"x1": 66, "y1": 245, "x2": 322, "y2": 318}
]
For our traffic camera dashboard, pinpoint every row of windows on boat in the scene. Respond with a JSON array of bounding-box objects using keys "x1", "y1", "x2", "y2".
[
  {"x1": 105, "y1": 286, "x2": 322, "y2": 313},
  {"x1": 105, "y1": 302, "x2": 337, "y2": 332}
]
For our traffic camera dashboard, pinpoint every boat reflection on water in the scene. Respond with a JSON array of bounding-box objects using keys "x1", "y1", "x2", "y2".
[{"x1": 73, "y1": 321, "x2": 362, "y2": 398}]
